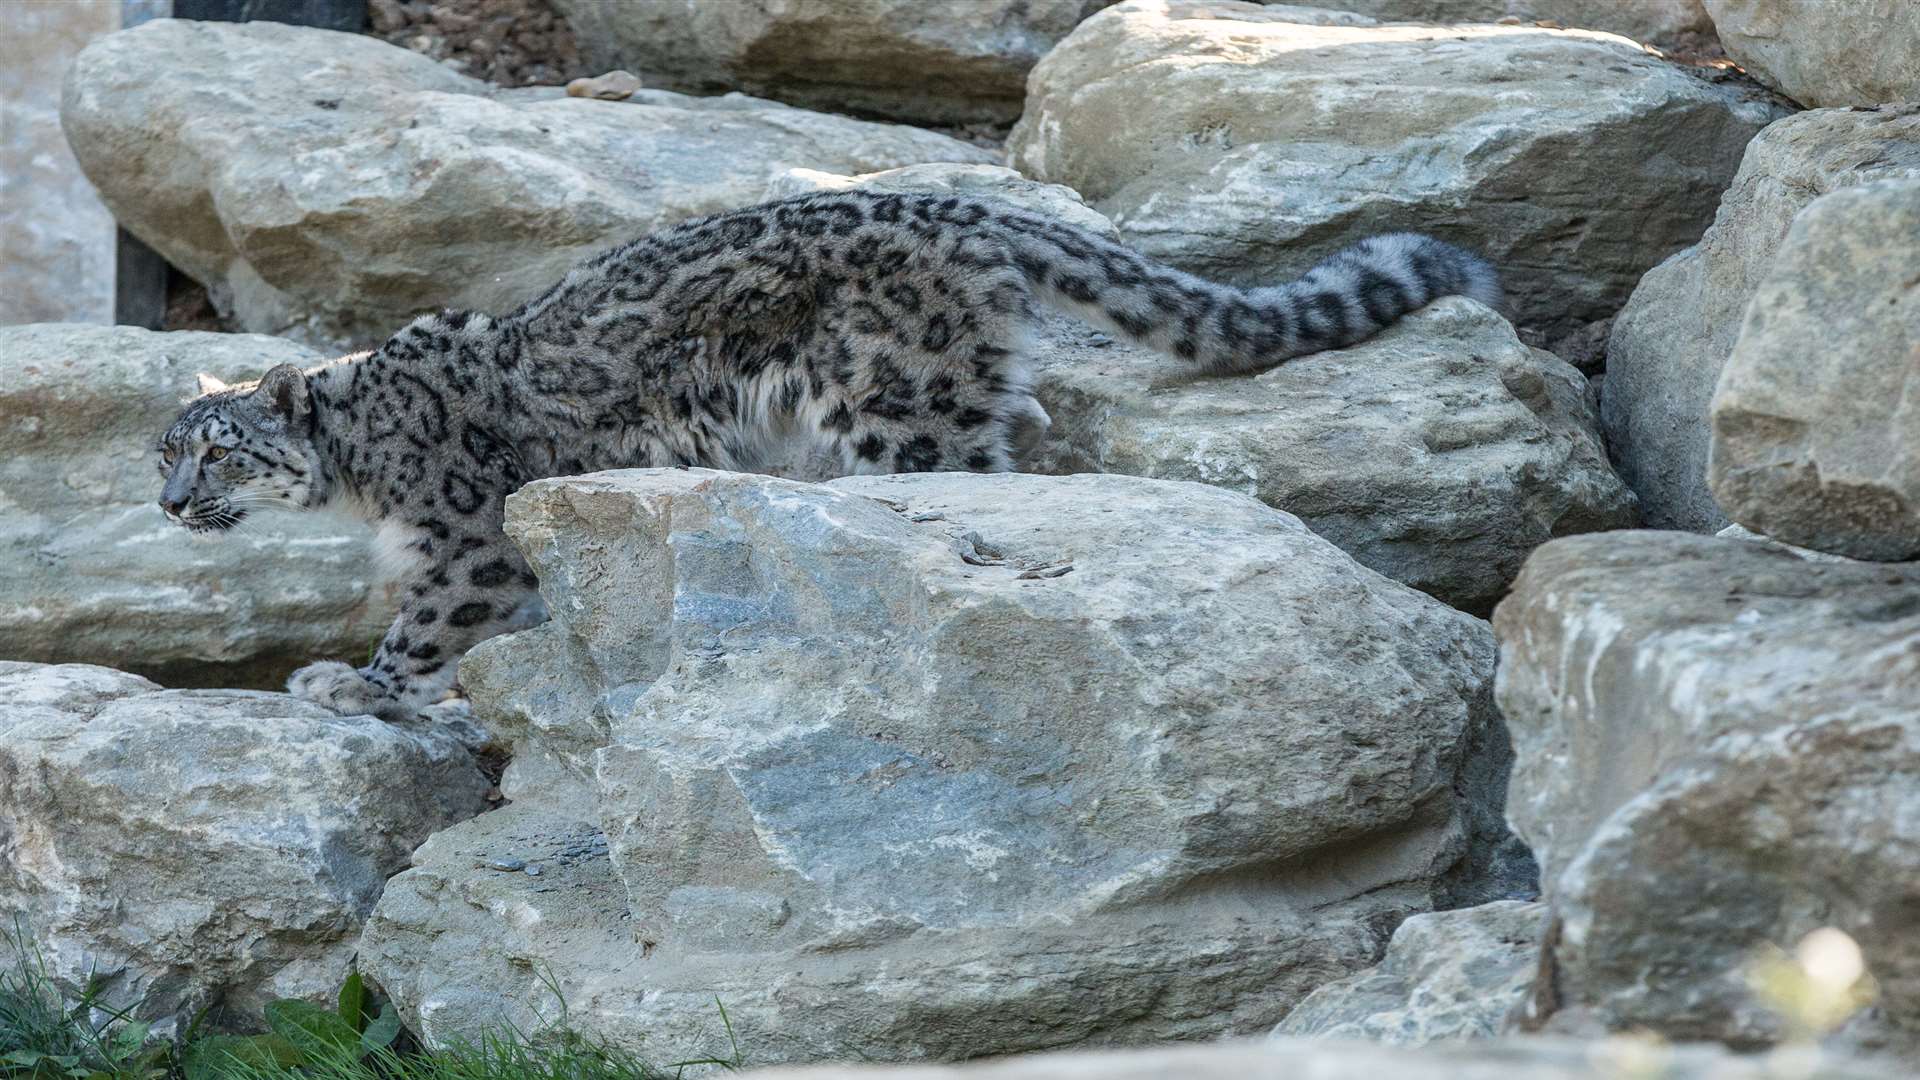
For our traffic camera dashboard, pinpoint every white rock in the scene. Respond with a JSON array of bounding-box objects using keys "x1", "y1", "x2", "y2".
[
  {"x1": 0, "y1": 324, "x2": 396, "y2": 687},
  {"x1": 0, "y1": 662, "x2": 490, "y2": 1030},
  {"x1": 363, "y1": 469, "x2": 1527, "y2": 1064},
  {"x1": 1602, "y1": 105, "x2": 1920, "y2": 531},
  {"x1": 1494, "y1": 531, "x2": 1920, "y2": 1048},
  {"x1": 59, "y1": 18, "x2": 994, "y2": 350},
  {"x1": 1706, "y1": 0, "x2": 1920, "y2": 108},
  {"x1": 1709, "y1": 177, "x2": 1920, "y2": 561},
  {"x1": 551, "y1": 0, "x2": 1109, "y2": 125},
  {"x1": 1008, "y1": 0, "x2": 1787, "y2": 342}
]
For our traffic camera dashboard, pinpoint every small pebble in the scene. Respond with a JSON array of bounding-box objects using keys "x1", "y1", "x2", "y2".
[
  {"x1": 565, "y1": 70, "x2": 643, "y2": 101},
  {"x1": 524, "y1": 864, "x2": 543, "y2": 876},
  {"x1": 485, "y1": 857, "x2": 525, "y2": 872}
]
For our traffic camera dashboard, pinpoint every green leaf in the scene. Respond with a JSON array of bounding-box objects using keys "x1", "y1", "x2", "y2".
[
  {"x1": 264, "y1": 999, "x2": 360, "y2": 1056},
  {"x1": 359, "y1": 1002, "x2": 401, "y2": 1052},
  {"x1": 2, "y1": 1052, "x2": 45, "y2": 1067},
  {"x1": 182, "y1": 1035, "x2": 303, "y2": 1080},
  {"x1": 337, "y1": 970, "x2": 367, "y2": 1030},
  {"x1": 107, "y1": 1019, "x2": 152, "y2": 1059}
]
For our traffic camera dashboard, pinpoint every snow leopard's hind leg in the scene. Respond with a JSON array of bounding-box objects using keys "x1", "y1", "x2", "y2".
[{"x1": 796, "y1": 311, "x2": 1047, "y2": 478}]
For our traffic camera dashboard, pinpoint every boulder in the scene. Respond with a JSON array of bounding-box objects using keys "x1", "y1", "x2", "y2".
[
  {"x1": 59, "y1": 18, "x2": 994, "y2": 351},
  {"x1": 1602, "y1": 105, "x2": 1920, "y2": 532},
  {"x1": 1027, "y1": 302, "x2": 1636, "y2": 616},
  {"x1": 1495, "y1": 531, "x2": 1920, "y2": 1048},
  {"x1": 1709, "y1": 178, "x2": 1920, "y2": 561},
  {"x1": 0, "y1": 324, "x2": 396, "y2": 688},
  {"x1": 1298, "y1": 1, "x2": 1711, "y2": 44},
  {"x1": 737, "y1": 1035, "x2": 1903, "y2": 1079},
  {"x1": 1274, "y1": 900, "x2": 1545, "y2": 1044},
  {"x1": 1705, "y1": 0, "x2": 1920, "y2": 108},
  {"x1": 550, "y1": 0, "x2": 1111, "y2": 126},
  {"x1": 1007, "y1": 0, "x2": 1787, "y2": 343},
  {"x1": 0, "y1": 662, "x2": 490, "y2": 1031},
  {"x1": 363, "y1": 468, "x2": 1525, "y2": 1064},
  {"x1": 766, "y1": 163, "x2": 1637, "y2": 616}
]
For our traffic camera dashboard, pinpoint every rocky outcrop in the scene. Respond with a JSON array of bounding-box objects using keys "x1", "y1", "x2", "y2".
[
  {"x1": 766, "y1": 163, "x2": 1636, "y2": 616},
  {"x1": 1602, "y1": 106, "x2": 1920, "y2": 532},
  {"x1": 0, "y1": 324, "x2": 396, "y2": 688},
  {"x1": 362, "y1": 468, "x2": 1526, "y2": 1064},
  {"x1": 1309, "y1": 1, "x2": 1711, "y2": 44},
  {"x1": 1708, "y1": 178, "x2": 1920, "y2": 561},
  {"x1": 1274, "y1": 900, "x2": 1545, "y2": 1044},
  {"x1": 552, "y1": 0, "x2": 1110, "y2": 126},
  {"x1": 1705, "y1": 0, "x2": 1920, "y2": 108},
  {"x1": 1495, "y1": 532, "x2": 1920, "y2": 1048},
  {"x1": 1008, "y1": 0, "x2": 1787, "y2": 343},
  {"x1": 59, "y1": 18, "x2": 994, "y2": 350},
  {"x1": 0, "y1": 662, "x2": 490, "y2": 1031},
  {"x1": 739, "y1": 1035, "x2": 1902, "y2": 1079}
]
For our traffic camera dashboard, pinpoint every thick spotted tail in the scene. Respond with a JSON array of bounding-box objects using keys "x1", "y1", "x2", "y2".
[{"x1": 995, "y1": 214, "x2": 1501, "y2": 375}]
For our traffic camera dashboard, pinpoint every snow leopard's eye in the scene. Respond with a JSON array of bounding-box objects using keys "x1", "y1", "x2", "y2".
[
  {"x1": 207, "y1": 446, "x2": 229, "y2": 462},
  {"x1": 161, "y1": 448, "x2": 176, "y2": 465}
]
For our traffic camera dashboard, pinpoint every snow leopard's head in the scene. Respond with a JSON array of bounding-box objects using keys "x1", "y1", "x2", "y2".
[{"x1": 156, "y1": 364, "x2": 321, "y2": 533}]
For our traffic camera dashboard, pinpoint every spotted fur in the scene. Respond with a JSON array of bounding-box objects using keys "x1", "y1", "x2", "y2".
[{"x1": 155, "y1": 190, "x2": 1498, "y2": 720}]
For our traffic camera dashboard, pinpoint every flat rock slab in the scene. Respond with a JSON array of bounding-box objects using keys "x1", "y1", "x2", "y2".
[
  {"x1": 0, "y1": 662, "x2": 490, "y2": 1031},
  {"x1": 1008, "y1": 0, "x2": 1787, "y2": 342},
  {"x1": 1601, "y1": 104, "x2": 1920, "y2": 532},
  {"x1": 1495, "y1": 531, "x2": 1920, "y2": 1048},
  {"x1": 0, "y1": 324, "x2": 395, "y2": 688},
  {"x1": 367, "y1": 468, "x2": 1525, "y2": 1064},
  {"x1": 60, "y1": 18, "x2": 993, "y2": 350},
  {"x1": 1710, "y1": 177, "x2": 1920, "y2": 561}
]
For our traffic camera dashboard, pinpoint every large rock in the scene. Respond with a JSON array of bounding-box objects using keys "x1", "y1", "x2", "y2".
[
  {"x1": 1008, "y1": 0, "x2": 1787, "y2": 343},
  {"x1": 766, "y1": 163, "x2": 1636, "y2": 616},
  {"x1": 1709, "y1": 178, "x2": 1920, "y2": 561},
  {"x1": 0, "y1": 662, "x2": 490, "y2": 1031},
  {"x1": 739, "y1": 1035, "x2": 1904, "y2": 1079},
  {"x1": 1299, "y1": 1, "x2": 1711, "y2": 44},
  {"x1": 1495, "y1": 532, "x2": 1920, "y2": 1048},
  {"x1": 362, "y1": 469, "x2": 1525, "y2": 1065},
  {"x1": 1705, "y1": 0, "x2": 1920, "y2": 108},
  {"x1": 0, "y1": 324, "x2": 396, "y2": 688},
  {"x1": 1028, "y1": 302, "x2": 1636, "y2": 615},
  {"x1": 59, "y1": 19, "x2": 994, "y2": 351},
  {"x1": 552, "y1": 0, "x2": 1110, "y2": 126},
  {"x1": 1602, "y1": 105, "x2": 1920, "y2": 532},
  {"x1": 1274, "y1": 900, "x2": 1545, "y2": 1044}
]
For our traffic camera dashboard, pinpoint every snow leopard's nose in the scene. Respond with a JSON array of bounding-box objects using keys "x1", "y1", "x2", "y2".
[{"x1": 159, "y1": 495, "x2": 188, "y2": 515}]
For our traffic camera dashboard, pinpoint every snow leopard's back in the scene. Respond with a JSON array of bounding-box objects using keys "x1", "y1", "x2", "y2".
[{"x1": 492, "y1": 189, "x2": 1498, "y2": 480}]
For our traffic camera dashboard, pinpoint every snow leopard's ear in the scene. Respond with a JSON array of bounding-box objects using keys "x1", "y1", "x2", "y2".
[
  {"x1": 195, "y1": 372, "x2": 230, "y2": 396},
  {"x1": 253, "y1": 364, "x2": 311, "y2": 429}
]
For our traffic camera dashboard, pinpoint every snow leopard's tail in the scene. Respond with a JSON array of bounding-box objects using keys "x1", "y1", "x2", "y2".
[{"x1": 994, "y1": 214, "x2": 1501, "y2": 376}]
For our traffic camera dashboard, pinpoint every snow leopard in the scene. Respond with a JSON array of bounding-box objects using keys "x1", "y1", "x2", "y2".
[{"x1": 155, "y1": 190, "x2": 1499, "y2": 721}]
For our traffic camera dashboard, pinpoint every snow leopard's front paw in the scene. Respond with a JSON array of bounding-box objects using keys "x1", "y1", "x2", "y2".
[{"x1": 287, "y1": 661, "x2": 411, "y2": 721}]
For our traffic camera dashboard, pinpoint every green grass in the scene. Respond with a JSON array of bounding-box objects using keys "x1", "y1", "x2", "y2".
[{"x1": 2, "y1": 921, "x2": 737, "y2": 1080}]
